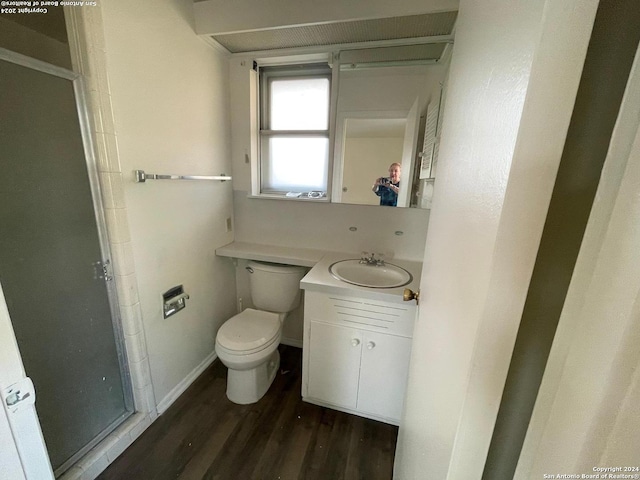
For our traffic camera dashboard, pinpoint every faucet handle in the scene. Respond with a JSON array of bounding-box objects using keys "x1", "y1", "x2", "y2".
[
  {"x1": 360, "y1": 251, "x2": 370, "y2": 262},
  {"x1": 375, "y1": 253, "x2": 385, "y2": 265}
]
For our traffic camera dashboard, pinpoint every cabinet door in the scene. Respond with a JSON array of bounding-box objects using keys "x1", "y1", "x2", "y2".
[
  {"x1": 358, "y1": 331, "x2": 412, "y2": 421},
  {"x1": 307, "y1": 321, "x2": 362, "y2": 409}
]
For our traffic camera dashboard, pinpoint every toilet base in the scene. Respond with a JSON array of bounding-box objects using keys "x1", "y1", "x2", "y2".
[{"x1": 226, "y1": 350, "x2": 280, "y2": 404}]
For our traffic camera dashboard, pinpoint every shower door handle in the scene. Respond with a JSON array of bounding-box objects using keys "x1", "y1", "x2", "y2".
[{"x1": 96, "y1": 259, "x2": 113, "y2": 282}]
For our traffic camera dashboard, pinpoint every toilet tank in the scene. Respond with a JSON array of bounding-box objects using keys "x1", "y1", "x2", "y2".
[{"x1": 248, "y1": 261, "x2": 306, "y2": 313}]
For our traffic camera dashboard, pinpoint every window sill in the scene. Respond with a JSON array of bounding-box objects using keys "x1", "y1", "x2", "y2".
[{"x1": 247, "y1": 193, "x2": 330, "y2": 203}]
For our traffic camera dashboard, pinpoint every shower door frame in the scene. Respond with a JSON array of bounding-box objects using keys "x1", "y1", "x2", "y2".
[{"x1": 0, "y1": 47, "x2": 134, "y2": 475}]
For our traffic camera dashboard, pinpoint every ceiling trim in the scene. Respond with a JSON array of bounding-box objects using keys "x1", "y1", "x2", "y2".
[{"x1": 212, "y1": 34, "x2": 454, "y2": 60}]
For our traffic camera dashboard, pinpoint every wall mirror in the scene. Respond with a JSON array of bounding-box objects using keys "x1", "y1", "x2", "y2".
[
  {"x1": 331, "y1": 107, "x2": 419, "y2": 207},
  {"x1": 331, "y1": 62, "x2": 445, "y2": 208}
]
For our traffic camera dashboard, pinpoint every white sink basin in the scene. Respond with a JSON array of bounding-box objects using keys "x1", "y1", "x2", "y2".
[{"x1": 329, "y1": 259, "x2": 412, "y2": 288}]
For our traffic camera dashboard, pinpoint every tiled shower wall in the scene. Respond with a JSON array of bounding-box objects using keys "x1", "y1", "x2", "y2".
[{"x1": 60, "y1": 5, "x2": 156, "y2": 480}]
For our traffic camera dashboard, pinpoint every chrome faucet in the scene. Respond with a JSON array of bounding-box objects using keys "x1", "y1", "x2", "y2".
[{"x1": 360, "y1": 251, "x2": 385, "y2": 266}]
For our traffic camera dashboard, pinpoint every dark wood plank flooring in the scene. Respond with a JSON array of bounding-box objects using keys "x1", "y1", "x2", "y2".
[{"x1": 98, "y1": 346, "x2": 398, "y2": 480}]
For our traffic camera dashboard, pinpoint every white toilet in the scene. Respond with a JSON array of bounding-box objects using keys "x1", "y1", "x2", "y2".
[{"x1": 215, "y1": 260, "x2": 306, "y2": 404}]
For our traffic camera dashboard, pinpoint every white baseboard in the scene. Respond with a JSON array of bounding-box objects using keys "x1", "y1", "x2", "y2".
[
  {"x1": 156, "y1": 351, "x2": 218, "y2": 415},
  {"x1": 280, "y1": 337, "x2": 303, "y2": 348}
]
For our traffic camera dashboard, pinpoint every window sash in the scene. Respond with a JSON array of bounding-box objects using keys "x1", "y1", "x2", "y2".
[
  {"x1": 259, "y1": 64, "x2": 332, "y2": 131},
  {"x1": 259, "y1": 133, "x2": 329, "y2": 193},
  {"x1": 258, "y1": 63, "x2": 332, "y2": 196}
]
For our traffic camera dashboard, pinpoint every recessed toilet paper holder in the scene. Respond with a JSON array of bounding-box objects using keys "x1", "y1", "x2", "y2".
[{"x1": 163, "y1": 285, "x2": 189, "y2": 319}]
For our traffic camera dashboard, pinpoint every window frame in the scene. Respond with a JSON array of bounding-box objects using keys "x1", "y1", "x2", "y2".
[{"x1": 257, "y1": 63, "x2": 332, "y2": 198}]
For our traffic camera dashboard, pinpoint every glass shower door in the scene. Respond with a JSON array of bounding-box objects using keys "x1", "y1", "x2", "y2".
[{"x1": 0, "y1": 56, "x2": 132, "y2": 474}]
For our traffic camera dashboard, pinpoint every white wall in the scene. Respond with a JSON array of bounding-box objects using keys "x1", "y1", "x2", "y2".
[
  {"x1": 394, "y1": 0, "x2": 598, "y2": 478},
  {"x1": 100, "y1": 0, "x2": 237, "y2": 408}
]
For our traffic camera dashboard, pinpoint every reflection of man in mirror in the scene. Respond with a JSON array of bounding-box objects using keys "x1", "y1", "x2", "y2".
[{"x1": 372, "y1": 163, "x2": 401, "y2": 207}]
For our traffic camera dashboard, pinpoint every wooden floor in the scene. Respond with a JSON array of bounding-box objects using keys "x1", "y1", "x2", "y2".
[{"x1": 98, "y1": 346, "x2": 398, "y2": 480}]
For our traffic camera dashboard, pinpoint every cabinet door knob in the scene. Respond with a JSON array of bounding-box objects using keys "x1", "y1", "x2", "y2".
[
  {"x1": 351, "y1": 338, "x2": 360, "y2": 347},
  {"x1": 366, "y1": 341, "x2": 376, "y2": 350},
  {"x1": 403, "y1": 288, "x2": 420, "y2": 304}
]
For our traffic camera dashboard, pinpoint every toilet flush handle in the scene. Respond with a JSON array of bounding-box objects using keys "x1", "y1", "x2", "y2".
[{"x1": 246, "y1": 266, "x2": 254, "y2": 274}]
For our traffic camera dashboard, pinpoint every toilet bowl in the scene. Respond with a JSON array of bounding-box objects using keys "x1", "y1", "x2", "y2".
[
  {"x1": 215, "y1": 261, "x2": 306, "y2": 404},
  {"x1": 215, "y1": 308, "x2": 283, "y2": 404}
]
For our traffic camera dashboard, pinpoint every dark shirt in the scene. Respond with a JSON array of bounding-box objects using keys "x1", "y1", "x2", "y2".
[{"x1": 375, "y1": 182, "x2": 399, "y2": 206}]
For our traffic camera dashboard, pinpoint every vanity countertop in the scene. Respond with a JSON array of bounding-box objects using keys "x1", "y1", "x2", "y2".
[
  {"x1": 217, "y1": 242, "x2": 422, "y2": 303},
  {"x1": 300, "y1": 252, "x2": 422, "y2": 304},
  {"x1": 215, "y1": 241, "x2": 326, "y2": 267}
]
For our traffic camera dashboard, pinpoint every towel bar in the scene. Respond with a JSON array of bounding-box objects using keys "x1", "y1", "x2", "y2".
[{"x1": 135, "y1": 170, "x2": 231, "y2": 183}]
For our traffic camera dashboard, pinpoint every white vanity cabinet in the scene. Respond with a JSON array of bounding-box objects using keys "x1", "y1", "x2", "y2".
[{"x1": 302, "y1": 290, "x2": 416, "y2": 425}]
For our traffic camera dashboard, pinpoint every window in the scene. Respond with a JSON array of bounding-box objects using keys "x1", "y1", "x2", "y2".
[{"x1": 259, "y1": 64, "x2": 331, "y2": 197}]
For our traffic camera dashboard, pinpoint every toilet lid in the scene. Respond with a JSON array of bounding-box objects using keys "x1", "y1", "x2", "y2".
[{"x1": 217, "y1": 309, "x2": 281, "y2": 352}]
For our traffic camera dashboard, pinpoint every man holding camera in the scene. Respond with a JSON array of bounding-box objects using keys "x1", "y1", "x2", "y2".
[{"x1": 372, "y1": 162, "x2": 401, "y2": 207}]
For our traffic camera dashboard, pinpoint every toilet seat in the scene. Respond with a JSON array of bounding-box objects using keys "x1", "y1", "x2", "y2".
[{"x1": 216, "y1": 309, "x2": 281, "y2": 355}]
